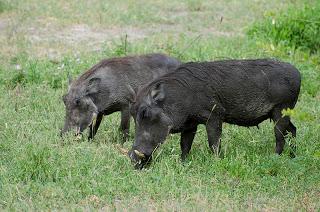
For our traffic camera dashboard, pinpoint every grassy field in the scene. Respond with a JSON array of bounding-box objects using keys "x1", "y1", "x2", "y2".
[{"x1": 0, "y1": 0, "x2": 320, "y2": 210}]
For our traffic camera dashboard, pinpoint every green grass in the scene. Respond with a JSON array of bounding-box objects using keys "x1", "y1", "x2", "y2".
[
  {"x1": 247, "y1": 1, "x2": 320, "y2": 53},
  {"x1": 0, "y1": 0, "x2": 320, "y2": 210}
]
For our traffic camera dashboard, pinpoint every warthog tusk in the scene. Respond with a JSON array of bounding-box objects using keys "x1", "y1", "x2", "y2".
[
  {"x1": 134, "y1": 150, "x2": 145, "y2": 158},
  {"x1": 91, "y1": 113, "x2": 98, "y2": 127},
  {"x1": 76, "y1": 127, "x2": 81, "y2": 135}
]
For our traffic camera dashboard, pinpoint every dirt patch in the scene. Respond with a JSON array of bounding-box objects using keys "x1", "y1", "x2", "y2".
[
  {"x1": 200, "y1": 26, "x2": 240, "y2": 37},
  {"x1": 0, "y1": 6, "x2": 239, "y2": 59},
  {"x1": 26, "y1": 23, "x2": 148, "y2": 57},
  {"x1": 0, "y1": 16, "x2": 150, "y2": 59},
  {"x1": 29, "y1": 24, "x2": 148, "y2": 46},
  {"x1": 0, "y1": 18, "x2": 8, "y2": 31}
]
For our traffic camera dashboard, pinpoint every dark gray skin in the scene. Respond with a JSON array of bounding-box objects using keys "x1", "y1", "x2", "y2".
[
  {"x1": 129, "y1": 59, "x2": 301, "y2": 169},
  {"x1": 61, "y1": 53, "x2": 181, "y2": 141}
]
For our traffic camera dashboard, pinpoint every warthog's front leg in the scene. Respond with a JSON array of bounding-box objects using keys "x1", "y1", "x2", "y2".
[
  {"x1": 119, "y1": 106, "x2": 130, "y2": 144},
  {"x1": 206, "y1": 118, "x2": 222, "y2": 156},
  {"x1": 180, "y1": 126, "x2": 197, "y2": 161}
]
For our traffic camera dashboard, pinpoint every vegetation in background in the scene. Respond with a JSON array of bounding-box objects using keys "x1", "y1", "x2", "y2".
[
  {"x1": 247, "y1": 2, "x2": 320, "y2": 53},
  {"x1": 0, "y1": 0, "x2": 12, "y2": 13}
]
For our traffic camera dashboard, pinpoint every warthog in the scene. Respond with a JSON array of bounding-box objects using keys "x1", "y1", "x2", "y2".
[
  {"x1": 128, "y1": 59, "x2": 301, "y2": 168},
  {"x1": 61, "y1": 53, "x2": 181, "y2": 142}
]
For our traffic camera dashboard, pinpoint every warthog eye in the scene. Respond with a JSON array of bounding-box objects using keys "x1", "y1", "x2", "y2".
[
  {"x1": 74, "y1": 98, "x2": 81, "y2": 106},
  {"x1": 137, "y1": 106, "x2": 151, "y2": 121},
  {"x1": 137, "y1": 105, "x2": 162, "y2": 122}
]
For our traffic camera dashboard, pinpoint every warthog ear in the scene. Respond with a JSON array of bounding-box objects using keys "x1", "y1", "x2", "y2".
[
  {"x1": 151, "y1": 83, "x2": 165, "y2": 103},
  {"x1": 86, "y1": 77, "x2": 101, "y2": 95},
  {"x1": 126, "y1": 84, "x2": 136, "y2": 103}
]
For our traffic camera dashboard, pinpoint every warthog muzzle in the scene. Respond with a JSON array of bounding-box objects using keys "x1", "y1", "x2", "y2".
[{"x1": 128, "y1": 149, "x2": 151, "y2": 169}]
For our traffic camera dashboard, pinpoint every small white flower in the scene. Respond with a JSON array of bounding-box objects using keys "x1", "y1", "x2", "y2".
[{"x1": 15, "y1": 64, "x2": 21, "y2": 70}]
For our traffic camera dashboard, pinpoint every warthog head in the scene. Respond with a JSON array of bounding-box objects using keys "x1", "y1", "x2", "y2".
[
  {"x1": 60, "y1": 76, "x2": 100, "y2": 137},
  {"x1": 129, "y1": 82, "x2": 172, "y2": 169}
]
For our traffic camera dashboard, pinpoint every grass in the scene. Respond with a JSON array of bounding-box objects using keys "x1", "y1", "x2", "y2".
[
  {"x1": 0, "y1": 0, "x2": 320, "y2": 210},
  {"x1": 247, "y1": 1, "x2": 320, "y2": 53}
]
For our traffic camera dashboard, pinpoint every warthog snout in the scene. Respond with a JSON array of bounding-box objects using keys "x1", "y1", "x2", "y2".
[{"x1": 128, "y1": 149, "x2": 151, "y2": 169}]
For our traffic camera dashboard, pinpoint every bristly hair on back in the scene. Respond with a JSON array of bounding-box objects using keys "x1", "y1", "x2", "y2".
[{"x1": 75, "y1": 56, "x2": 135, "y2": 85}]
